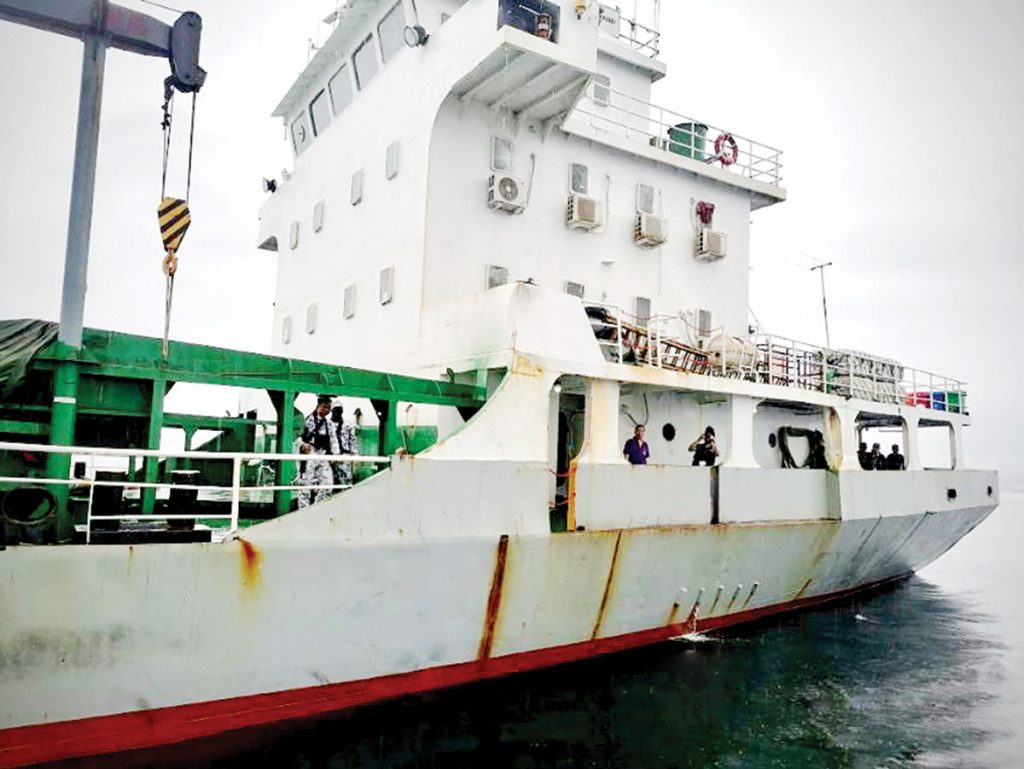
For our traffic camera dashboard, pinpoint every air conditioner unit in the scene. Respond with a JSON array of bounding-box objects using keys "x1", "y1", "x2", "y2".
[
  {"x1": 566, "y1": 193, "x2": 604, "y2": 230},
  {"x1": 633, "y1": 212, "x2": 668, "y2": 247},
  {"x1": 598, "y1": 5, "x2": 620, "y2": 35},
  {"x1": 695, "y1": 228, "x2": 727, "y2": 260},
  {"x1": 487, "y1": 174, "x2": 527, "y2": 213}
]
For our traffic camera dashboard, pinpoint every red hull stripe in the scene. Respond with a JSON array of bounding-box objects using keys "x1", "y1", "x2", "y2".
[{"x1": 0, "y1": 573, "x2": 908, "y2": 768}]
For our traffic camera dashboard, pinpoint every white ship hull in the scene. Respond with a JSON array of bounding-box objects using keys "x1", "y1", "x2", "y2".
[{"x1": 0, "y1": 474, "x2": 995, "y2": 766}]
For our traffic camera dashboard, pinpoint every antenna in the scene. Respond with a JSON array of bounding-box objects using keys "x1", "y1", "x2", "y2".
[{"x1": 809, "y1": 262, "x2": 834, "y2": 349}]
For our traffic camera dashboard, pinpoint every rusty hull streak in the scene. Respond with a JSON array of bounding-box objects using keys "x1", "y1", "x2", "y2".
[
  {"x1": 477, "y1": 534, "x2": 510, "y2": 660},
  {"x1": 794, "y1": 577, "x2": 813, "y2": 600},
  {"x1": 238, "y1": 539, "x2": 263, "y2": 589},
  {"x1": 665, "y1": 601, "x2": 680, "y2": 626},
  {"x1": 591, "y1": 530, "x2": 624, "y2": 640}
]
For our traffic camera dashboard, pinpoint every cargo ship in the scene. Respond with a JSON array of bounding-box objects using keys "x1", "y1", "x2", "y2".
[{"x1": 0, "y1": 0, "x2": 997, "y2": 766}]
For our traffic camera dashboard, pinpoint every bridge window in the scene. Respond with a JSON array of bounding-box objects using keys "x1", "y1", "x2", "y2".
[
  {"x1": 329, "y1": 64, "x2": 354, "y2": 115},
  {"x1": 310, "y1": 89, "x2": 331, "y2": 136},
  {"x1": 353, "y1": 34, "x2": 380, "y2": 89},
  {"x1": 378, "y1": 2, "x2": 406, "y2": 63}
]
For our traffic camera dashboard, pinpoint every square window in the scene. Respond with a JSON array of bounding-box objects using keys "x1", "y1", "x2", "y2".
[
  {"x1": 289, "y1": 221, "x2": 300, "y2": 250},
  {"x1": 290, "y1": 112, "x2": 312, "y2": 155},
  {"x1": 635, "y1": 296, "x2": 651, "y2": 327},
  {"x1": 281, "y1": 316, "x2": 293, "y2": 345},
  {"x1": 636, "y1": 184, "x2": 655, "y2": 215},
  {"x1": 310, "y1": 89, "x2": 331, "y2": 136},
  {"x1": 487, "y1": 265, "x2": 509, "y2": 289},
  {"x1": 313, "y1": 201, "x2": 325, "y2": 232},
  {"x1": 379, "y1": 266, "x2": 394, "y2": 305},
  {"x1": 594, "y1": 74, "x2": 610, "y2": 107},
  {"x1": 306, "y1": 304, "x2": 318, "y2": 334},
  {"x1": 351, "y1": 169, "x2": 364, "y2": 205},
  {"x1": 698, "y1": 308, "x2": 712, "y2": 336},
  {"x1": 565, "y1": 281, "x2": 585, "y2": 298},
  {"x1": 343, "y1": 284, "x2": 357, "y2": 319},
  {"x1": 329, "y1": 64, "x2": 354, "y2": 115},
  {"x1": 353, "y1": 34, "x2": 380, "y2": 90},
  {"x1": 378, "y1": 2, "x2": 405, "y2": 63},
  {"x1": 491, "y1": 137, "x2": 514, "y2": 172},
  {"x1": 570, "y1": 163, "x2": 588, "y2": 194},
  {"x1": 386, "y1": 141, "x2": 400, "y2": 179}
]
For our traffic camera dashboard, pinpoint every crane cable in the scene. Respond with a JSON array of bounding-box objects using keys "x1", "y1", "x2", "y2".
[{"x1": 158, "y1": 85, "x2": 197, "y2": 358}]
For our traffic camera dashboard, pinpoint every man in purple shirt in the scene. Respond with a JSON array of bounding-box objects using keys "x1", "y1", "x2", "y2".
[{"x1": 623, "y1": 424, "x2": 650, "y2": 465}]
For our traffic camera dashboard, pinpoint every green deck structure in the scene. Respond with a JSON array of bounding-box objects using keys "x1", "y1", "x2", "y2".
[{"x1": 0, "y1": 321, "x2": 486, "y2": 542}]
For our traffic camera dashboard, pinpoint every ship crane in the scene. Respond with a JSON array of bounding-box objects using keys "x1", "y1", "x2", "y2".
[{"x1": 0, "y1": 0, "x2": 206, "y2": 504}]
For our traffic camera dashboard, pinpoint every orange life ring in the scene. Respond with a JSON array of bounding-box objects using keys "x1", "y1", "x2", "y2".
[{"x1": 714, "y1": 133, "x2": 739, "y2": 166}]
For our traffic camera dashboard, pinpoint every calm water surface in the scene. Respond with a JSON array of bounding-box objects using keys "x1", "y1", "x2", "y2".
[{"x1": 76, "y1": 494, "x2": 1024, "y2": 769}]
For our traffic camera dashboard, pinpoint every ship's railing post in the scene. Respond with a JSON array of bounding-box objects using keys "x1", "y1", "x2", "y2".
[
  {"x1": 85, "y1": 451, "x2": 96, "y2": 545},
  {"x1": 616, "y1": 315, "x2": 623, "y2": 363},
  {"x1": 230, "y1": 456, "x2": 241, "y2": 535}
]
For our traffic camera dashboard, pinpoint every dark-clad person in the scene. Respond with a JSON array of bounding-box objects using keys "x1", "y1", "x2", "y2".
[
  {"x1": 623, "y1": 424, "x2": 650, "y2": 465},
  {"x1": 689, "y1": 426, "x2": 719, "y2": 467},
  {"x1": 886, "y1": 444, "x2": 906, "y2": 471},
  {"x1": 858, "y1": 442, "x2": 871, "y2": 470},
  {"x1": 869, "y1": 442, "x2": 885, "y2": 471}
]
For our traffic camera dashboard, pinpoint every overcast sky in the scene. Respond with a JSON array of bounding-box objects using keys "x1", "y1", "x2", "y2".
[{"x1": 1, "y1": 1, "x2": 1021, "y2": 482}]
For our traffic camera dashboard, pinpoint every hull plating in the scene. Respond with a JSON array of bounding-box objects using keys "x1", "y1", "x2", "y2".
[{"x1": 0, "y1": 504, "x2": 994, "y2": 767}]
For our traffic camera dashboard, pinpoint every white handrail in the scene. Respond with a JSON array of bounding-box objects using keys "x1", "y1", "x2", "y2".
[{"x1": 0, "y1": 441, "x2": 394, "y2": 543}]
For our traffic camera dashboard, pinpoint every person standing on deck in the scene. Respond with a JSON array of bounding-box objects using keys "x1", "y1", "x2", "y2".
[
  {"x1": 689, "y1": 426, "x2": 719, "y2": 466},
  {"x1": 298, "y1": 394, "x2": 340, "y2": 508},
  {"x1": 331, "y1": 400, "x2": 358, "y2": 487},
  {"x1": 886, "y1": 444, "x2": 906, "y2": 471},
  {"x1": 623, "y1": 424, "x2": 650, "y2": 465}
]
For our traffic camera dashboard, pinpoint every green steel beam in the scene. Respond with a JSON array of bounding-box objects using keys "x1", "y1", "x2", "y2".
[{"x1": 32, "y1": 328, "x2": 486, "y2": 408}]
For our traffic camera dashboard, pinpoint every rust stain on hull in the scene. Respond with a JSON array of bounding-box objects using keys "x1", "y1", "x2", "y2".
[
  {"x1": 238, "y1": 539, "x2": 263, "y2": 589},
  {"x1": 665, "y1": 601, "x2": 680, "y2": 626},
  {"x1": 794, "y1": 577, "x2": 813, "y2": 600},
  {"x1": 591, "y1": 530, "x2": 624, "y2": 640},
  {"x1": 477, "y1": 534, "x2": 510, "y2": 660}
]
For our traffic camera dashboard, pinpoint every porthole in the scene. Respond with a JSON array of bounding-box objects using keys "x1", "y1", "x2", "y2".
[
  {"x1": 662, "y1": 423, "x2": 676, "y2": 442},
  {"x1": 768, "y1": 432, "x2": 777, "y2": 448}
]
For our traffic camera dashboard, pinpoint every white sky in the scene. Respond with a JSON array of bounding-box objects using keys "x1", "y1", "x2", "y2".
[{"x1": 1, "y1": 1, "x2": 1022, "y2": 482}]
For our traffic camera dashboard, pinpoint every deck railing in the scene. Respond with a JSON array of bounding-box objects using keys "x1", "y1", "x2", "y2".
[
  {"x1": 587, "y1": 306, "x2": 966, "y2": 413},
  {"x1": 569, "y1": 82, "x2": 783, "y2": 186},
  {"x1": 0, "y1": 441, "x2": 391, "y2": 543}
]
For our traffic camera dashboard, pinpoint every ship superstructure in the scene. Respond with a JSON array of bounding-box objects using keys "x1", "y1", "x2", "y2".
[{"x1": 0, "y1": 2, "x2": 997, "y2": 767}]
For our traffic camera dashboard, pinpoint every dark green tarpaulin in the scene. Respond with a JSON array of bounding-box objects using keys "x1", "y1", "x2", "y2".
[{"x1": 0, "y1": 320, "x2": 57, "y2": 397}]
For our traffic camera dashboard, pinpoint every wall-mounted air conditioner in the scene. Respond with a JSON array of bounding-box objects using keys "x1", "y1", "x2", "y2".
[
  {"x1": 598, "y1": 5, "x2": 620, "y2": 35},
  {"x1": 695, "y1": 228, "x2": 727, "y2": 260},
  {"x1": 566, "y1": 193, "x2": 604, "y2": 230},
  {"x1": 487, "y1": 174, "x2": 527, "y2": 213},
  {"x1": 633, "y1": 212, "x2": 668, "y2": 247}
]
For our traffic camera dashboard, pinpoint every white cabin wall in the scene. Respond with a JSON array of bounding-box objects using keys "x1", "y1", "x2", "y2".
[{"x1": 423, "y1": 98, "x2": 753, "y2": 337}]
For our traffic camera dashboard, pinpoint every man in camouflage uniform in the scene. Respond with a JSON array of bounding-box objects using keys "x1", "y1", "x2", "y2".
[
  {"x1": 331, "y1": 401, "x2": 358, "y2": 487},
  {"x1": 298, "y1": 394, "x2": 340, "y2": 508}
]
